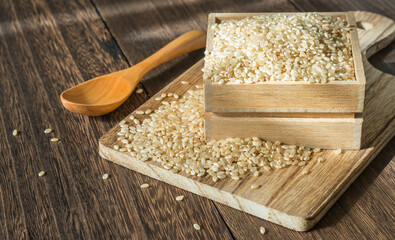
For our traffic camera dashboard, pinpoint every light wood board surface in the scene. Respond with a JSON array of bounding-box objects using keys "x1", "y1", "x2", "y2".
[{"x1": 99, "y1": 12, "x2": 395, "y2": 231}]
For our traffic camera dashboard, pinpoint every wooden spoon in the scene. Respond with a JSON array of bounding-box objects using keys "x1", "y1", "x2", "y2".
[{"x1": 60, "y1": 30, "x2": 206, "y2": 116}]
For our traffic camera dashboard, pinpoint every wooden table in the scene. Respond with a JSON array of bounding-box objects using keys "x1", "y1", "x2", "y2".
[{"x1": 0, "y1": 0, "x2": 393, "y2": 239}]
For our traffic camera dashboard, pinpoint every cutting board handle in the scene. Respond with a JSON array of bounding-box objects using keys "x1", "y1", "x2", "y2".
[{"x1": 354, "y1": 11, "x2": 395, "y2": 58}]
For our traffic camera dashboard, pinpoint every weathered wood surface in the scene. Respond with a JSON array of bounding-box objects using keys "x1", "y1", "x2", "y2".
[
  {"x1": 0, "y1": 0, "x2": 231, "y2": 239},
  {"x1": 1, "y1": 0, "x2": 394, "y2": 239},
  {"x1": 99, "y1": 11, "x2": 395, "y2": 231}
]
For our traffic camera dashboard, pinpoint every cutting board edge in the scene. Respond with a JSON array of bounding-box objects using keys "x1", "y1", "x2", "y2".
[
  {"x1": 305, "y1": 122, "x2": 395, "y2": 223},
  {"x1": 98, "y1": 140, "x2": 317, "y2": 231}
]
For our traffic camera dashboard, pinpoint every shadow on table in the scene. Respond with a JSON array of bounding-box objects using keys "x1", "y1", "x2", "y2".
[{"x1": 313, "y1": 137, "x2": 394, "y2": 230}]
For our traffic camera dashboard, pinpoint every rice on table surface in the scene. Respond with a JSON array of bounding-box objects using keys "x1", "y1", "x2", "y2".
[
  {"x1": 203, "y1": 13, "x2": 355, "y2": 84},
  {"x1": 114, "y1": 89, "x2": 313, "y2": 182}
]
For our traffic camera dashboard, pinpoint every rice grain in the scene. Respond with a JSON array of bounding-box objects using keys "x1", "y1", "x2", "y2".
[
  {"x1": 175, "y1": 195, "x2": 184, "y2": 201},
  {"x1": 193, "y1": 223, "x2": 201, "y2": 230},
  {"x1": 102, "y1": 173, "x2": 109, "y2": 180},
  {"x1": 44, "y1": 128, "x2": 53, "y2": 134}
]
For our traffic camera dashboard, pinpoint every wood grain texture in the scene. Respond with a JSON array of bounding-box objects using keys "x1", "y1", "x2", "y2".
[
  {"x1": 0, "y1": 0, "x2": 232, "y2": 239},
  {"x1": 1, "y1": 0, "x2": 394, "y2": 239},
  {"x1": 205, "y1": 81, "x2": 364, "y2": 112},
  {"x1": 99, "y1": 11, "x2": 395, "y2": 232},
  {"x1": 206, "y1": 114, "x2": 363, "y2": 149}
]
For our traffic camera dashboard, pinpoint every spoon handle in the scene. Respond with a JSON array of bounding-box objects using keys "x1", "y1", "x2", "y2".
[{"x1": 133, "y1": 30, "x2": 206, "y2": 77}]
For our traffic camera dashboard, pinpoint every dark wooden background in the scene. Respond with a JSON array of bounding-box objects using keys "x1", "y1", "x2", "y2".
[{"x1": 1, "y1": 0, "x2": 394, "y2": 239}]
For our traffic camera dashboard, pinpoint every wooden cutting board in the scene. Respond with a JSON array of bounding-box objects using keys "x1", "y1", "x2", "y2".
[{"x1": 99, "y1": 11, "x2": 395, "y2": 231}]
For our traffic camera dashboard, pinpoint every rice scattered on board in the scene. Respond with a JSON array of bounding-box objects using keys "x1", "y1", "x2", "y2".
[{"x1": 114, "y1": 90, "x2": 313, "y2": 181}]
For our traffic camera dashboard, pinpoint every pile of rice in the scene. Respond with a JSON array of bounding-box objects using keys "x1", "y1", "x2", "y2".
[
  {"x1": 114, "y1": 89, "x2": 313, "y2": 182},
  {"x1": 202, "y1": 13, "x2": 355, "y2": 84}
]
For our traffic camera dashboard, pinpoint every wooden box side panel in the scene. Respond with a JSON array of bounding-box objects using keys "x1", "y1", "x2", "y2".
[
  {"x1": 205, "y1": 115, "x2": 362, "y2": 149},
  {"x1": 347, "y1": 12, "x2": 366, "y2": 112},
  {"x1": 204, "y1": 82, "x2": 363, "y2": 113}
]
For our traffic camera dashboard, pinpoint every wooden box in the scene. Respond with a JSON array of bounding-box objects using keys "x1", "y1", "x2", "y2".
[
  {"x1": 204, "y1": 12, "x2": 366, "y2": 113},
  {"x1": 204, "y1": 12, "x2": 366, "y2": 149}
]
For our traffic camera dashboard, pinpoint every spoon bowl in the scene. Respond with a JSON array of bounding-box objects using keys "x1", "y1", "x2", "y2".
[
  {"x1": 60, "y1": 30, "x2": 206, "y2": 116},
  {"x1": 61, "y1": 75, "x2": 134, "y2": 116}
]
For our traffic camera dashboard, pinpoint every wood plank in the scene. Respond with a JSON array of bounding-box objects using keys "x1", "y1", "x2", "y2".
[
  {"x1": 99, "y1": 11, "x2": 395, "y2": 231},
  {"x1": 289, "y1": 0, "x2": 395, "y2": 19},
  {"x1": 0, "y1": 0, "x2": 147, "y2": 238},
  {"x1": 206, "y1": 114, "x2": 362, "y2": 149},
  {"x1": 0, "y1": 108, "x2": 27, "y2": 240},
  {"x1": 0, "y1": 2, "x2": 63, "y2": 239},
  {"x1": 205, "y1": 82, "x2": 363, "y2": 113},
  {"x1": 0, "y1": 186, "x2": 7, "y2": 240},
  {"x1": 0, "y1": 0, "x2": 233, "y2": 238},
  {"x1": 206, "y1": 112, "x2": 356, "y2": 118}
]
